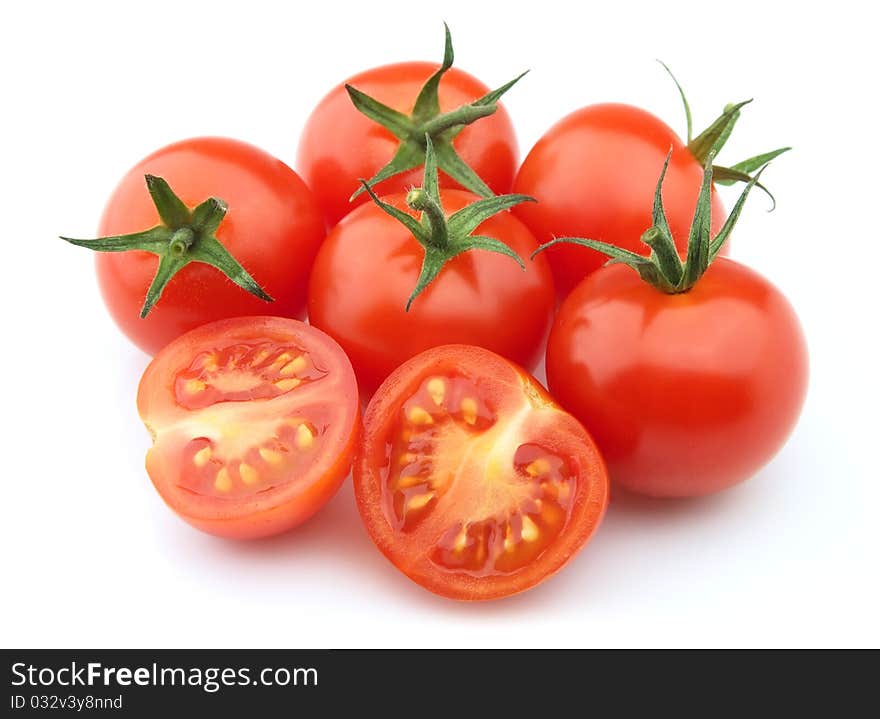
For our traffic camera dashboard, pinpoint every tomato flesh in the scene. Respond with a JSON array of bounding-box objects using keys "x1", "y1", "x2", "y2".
[
  {"x1": 354, "y1": 345, "x2": 608, "y2": 600},
  {"x1": 138, "y1": 317, "x2": 360, "y2": 539}
]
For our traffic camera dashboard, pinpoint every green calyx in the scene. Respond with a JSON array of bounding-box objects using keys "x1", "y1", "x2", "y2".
[
  {"x1": 60, "y1": 175, "x2": 272, "y2": 317},
  {"x1": 659, "y1": 61, "x2": 790, "y2": 210},
  {"x1": 361, "y1": 135, "x2": 534, "y2": 310},
  {"x1": 532, "y1": 149, "x2": 767, "y2": 294},
  {"x1": 347, "y1": 23, "x2": 526, "y2": 202}
]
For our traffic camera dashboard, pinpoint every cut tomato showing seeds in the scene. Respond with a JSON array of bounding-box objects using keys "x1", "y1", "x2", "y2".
[
  {"x1": 354, "y1": 345, "x2": 608, "y2": 600},
  {"x1": 174, "y1": 343, "x2": 322, "y2": 410},
  {"x1": 137, "y1": 317, "x2": 360, "y2": 539}
]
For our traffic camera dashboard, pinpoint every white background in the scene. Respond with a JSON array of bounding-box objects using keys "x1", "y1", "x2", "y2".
[{"x1": 2, "y1": 0, "x2": 877, "y2": 648}]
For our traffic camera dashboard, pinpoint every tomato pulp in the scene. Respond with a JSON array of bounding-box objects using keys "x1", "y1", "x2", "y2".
[
  {"x1": 546, "y1": 259, "x2": 808, "y2": 497},
  {"x1": 138, "y1": 317, "x2": 360, "y2": 538},
  {"x1": 513, "y1": 104, "x2": 726, "y2": 297},
  {"x1": 354, "y1": 345, "x2": 608, "y2": 600}
]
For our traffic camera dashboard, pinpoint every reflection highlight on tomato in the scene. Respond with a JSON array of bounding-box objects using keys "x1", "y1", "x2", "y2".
[
  {"x1": 354, "y1": 345, "x2": 608, "y2": 600},
  {"x1": 138, "y1": 317, "x2": 360, "y2": 539}
]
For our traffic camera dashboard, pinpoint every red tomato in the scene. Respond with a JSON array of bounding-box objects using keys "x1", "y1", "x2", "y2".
[
  {"x1": 513, "y1": 104, "x2": 726, "y2": 297},
  {"x1": 354, "y1": 345, "x2": 608, "y2": 600},
  {"x1": 546, "y1": 259, "x2": 808, "y2": 497},
  {"x1": 96, "y1": 137, "x2": 325, "y2": 355},
  {"x1": 137, "y1": 317, "x2": 360, "y2": 539},
  {"x1": 307, "y1": 189, "x2": 555, "y2": 395},
  {"x1": 297, "y1": 63, "x2": 518, "y2": 227}
]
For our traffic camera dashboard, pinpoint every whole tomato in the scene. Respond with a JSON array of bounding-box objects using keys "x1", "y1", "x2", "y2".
[
  {"x1": 514, "y1": 73, "x2": 789, "y2": 297},
  {"x1": 547, "y1": 258, "x2": 808, "y2": 497},
  {"x1": 64, "y1": 137, "x2": 325, "y2": 355},
  {"x1": 541, "y1": 152, "x2": 805, "y2": 497},
  {"x1": 514, "y1": 104, "x2": 725, "y2": 296},
  {"x1": 297, "y1": 25, "x2": 521, "y2": 227},
  {"x1": 308, "y1": 188, "x2": 554, "y2": 395}
]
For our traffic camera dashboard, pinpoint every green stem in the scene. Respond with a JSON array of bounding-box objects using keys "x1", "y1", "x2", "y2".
[
  {"x1": 362, "y1": 135, "x2": 530, "y2": 310},
  {"x1": 168, "y1": 227, "x2": 195, "y2": 256},
  {"x1": 531, "y1": 155, "x2": 771, "y2": 294},
  {"x1": 406, "y1": 188, "x2": 448, "y2": 248},
  {"x1": 641, "y1": 226, "x2": 682, "y2": 286},
  {"x1": 417, "y1": 104, "x2": 496, "y2": 138}
]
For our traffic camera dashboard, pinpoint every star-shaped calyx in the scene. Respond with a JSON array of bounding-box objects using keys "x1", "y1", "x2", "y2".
[
  {"x1": 361, "y1": 135, "x2": 535, "y2": 310},
  {"x1": 60, "y1": 175, "x2": 272, "y2": 317},
  {"x1": 347, "y1": 23, "x2": 527, "y2": 202},
  {"x1": 534, "y1": 149, "x2": 772, "y2": 294}
]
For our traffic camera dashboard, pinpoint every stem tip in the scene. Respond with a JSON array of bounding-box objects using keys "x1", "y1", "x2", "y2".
[{"x1": 406, "y1": 188, "x2": 429, "y2": 211}]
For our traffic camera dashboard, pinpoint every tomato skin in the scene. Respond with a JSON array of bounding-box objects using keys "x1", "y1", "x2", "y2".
[
  {"x1": 145, "y1": 438, "x2": 358, "y2": 540},
  {"x1": 138, "y1": 317, "x2": 360, "y2": 539},
  {"x1": 354, "y1": 345, "x2": 608, "y2": 600},
  {"x1": 97, "y1": 137, "x2": 325, "y2": 355},
  {"x1": 307, "y1": 189, "x2": 555, "y2": 396},
  {"x1": 546, "y1": 259, "x2": 808, "y2": 497},
  {"x1": 513, "y1": 103, "x2": 726, "y2": 297},
  {"x1": 297, "y1": 62, "x2": 518, "y2": 227}
]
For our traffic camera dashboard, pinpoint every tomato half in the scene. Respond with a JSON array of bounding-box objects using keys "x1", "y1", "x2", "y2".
[
  {"x1": 97, "y1": 137, "x2": 325, "y2": 355},
  {"x1": 137, "y1": 317, "x2": 360, "y2": 539},
  {"x1": 307, "y1": 190, "x2": 555, "y2": 396},
  {"x1": 354, "y1": 345, "x2": 608, "y2": 600},
  {"x1": 297, "y1": 63, "x2": 518, "y2": 227},
  {"x1": 513, "y1": 104, "x2": 726, "y2": 297},
  {"x1": 546, "y1": 259, "x2": 808, "y2": 497}
]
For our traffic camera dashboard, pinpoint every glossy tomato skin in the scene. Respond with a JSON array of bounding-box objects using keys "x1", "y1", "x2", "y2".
[
  {"x1": 355, "y1": 345, "x2": 608, "y2": 600},
  {"x1": 297, "y1": 62, "x2": 519, "y2": 227},
  {"x1": 546, "y1": 259, "x2": 808, "y2": 497},
  {"x1": 97, "y1": 137, "x2": 325, "y2": 355},
  {"x1": 138, "y1": 317, "x2": 360, "y2": 539},
  {"x1": 307, "y1": 189, "x2": 555, "y2": 396},
  {"x1": 513, "y1": 104, "x2": 726, "y2": 297}
]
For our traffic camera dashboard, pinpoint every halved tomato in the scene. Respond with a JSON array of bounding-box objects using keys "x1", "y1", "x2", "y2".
[
  {"x1": 137, "y1": 317, "x2": 360, "y2": 539},
  {"x1": 354, "y1": 345, "x2": 608, "y2": 600}
]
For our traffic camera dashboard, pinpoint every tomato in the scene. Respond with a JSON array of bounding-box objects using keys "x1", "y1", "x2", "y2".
[
  {"x1": 297, "y1": 62, "x2": 518, "y2": 227},
  {"x1": 307, "y1": 189, "x2": 555, "y2": 395},
  {"x1": 546, "y1": 259, "x2": 808, "y2": 497},
  {"x1": 93, "y1": 137, "x2": 325, "y2": 355},
  {"x1": 137, "y1": 317, "x2": 360, "y2": 539},
  {"x1": 513, "y1": 104, "x2": 726, "y2": 297},
  {"x1": 354, "y1": 345, "x2": 608, "y2": 600}
]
